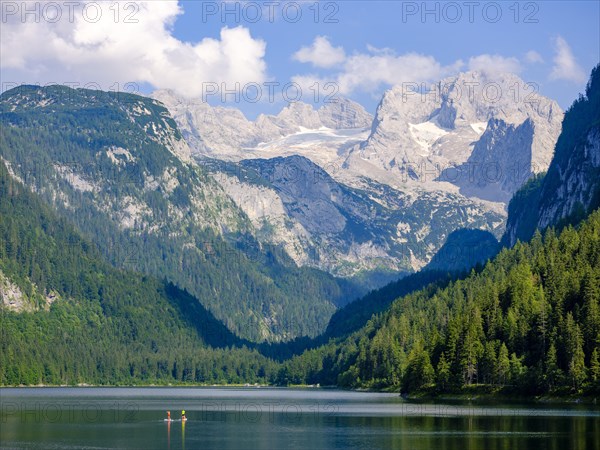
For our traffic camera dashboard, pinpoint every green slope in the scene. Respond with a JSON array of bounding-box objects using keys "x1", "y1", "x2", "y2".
[
  {"x1": 0, "y1": 84, "x2": 357, "y2": 342},
  {"x1": 279, "y1": 210, "x2": 600, "y2": 395},
  {"x1": 0, "y1": 161, "x2": 276, "y2": 385}
]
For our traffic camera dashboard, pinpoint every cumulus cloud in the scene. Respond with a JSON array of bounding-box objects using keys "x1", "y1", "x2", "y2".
[
  {"x1": 0, "y1": 1, "x2": 267, "y2": 97},
  {"x1": 293, "y1": 36, "x2": 346, "y2": 68},
  {"x1": 292, "y1": 42, "x2": 466, "y2": 95},
  {"x1": 525, "y1": 50, "x2": 544, "y2": 64},
  {"x1": 293, "y1": 39, "x2": 527, "y2": 96},
  {"x1": 549, "y1": 36, "x2": 586, "y2": 83},
  {"x1": 337, "y1": 51, "x2": 462, "y2": 94},
  {"x1": 468, "y1": 54, "x2": 522, "y2": 74}
]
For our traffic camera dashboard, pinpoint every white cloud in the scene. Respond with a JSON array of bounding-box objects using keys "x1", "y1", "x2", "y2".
[
  {"x1": 293, "y1": 36, "x2": 346, "y2": 68},
  {"x1": 0, "y1": 1, "x2": 267, "y2": 97},
  {"x1": 292, "y1": 41, "x2": 463, "y2": 95},
  {"x1": 292, "y1": 42, "x2": 466, "y2": 95},
  {"x1": 337, "y1": 51, "x2": 461, "y2": 94},
  {"x1": 549, "y1": 36, "x2": 586, "y2": 83},
  {"x1": 468, "y1": 54, "x2": 522, "y2": 74},
  {"x1": 292, "y1": 39, "x2": 530, "y2": 97},
  {"x1": 290, "y1": 74, "x2": 327, "y2": 93},
  {"x1": 525, "y1": 50, "x2": 544, "y2": 64}
]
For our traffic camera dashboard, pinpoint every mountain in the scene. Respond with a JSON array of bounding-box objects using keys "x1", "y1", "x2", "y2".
[
  {"x1": 151, "y1": 90, "x2": 373, "y2": 161},
  {"x1": 351, "y1": 71, "x2": 563, "y2": 200},
  {"x1": 0, "y1": 160, "x2": 276, "y2": 385},
  {"x1": 504, "y1": 65, "x2": 600, "y2": 246},
  {"x1": 204, "y1": 154, "x2": 504, "y2": 284},
  {"x1": 153, "y1": 72, "x2": 562, "y2": 281},
  {"x1": 0, "y1": 85, "x2": 359, "y2": 342},
  {"x1": 276, "y1": 65, "x2": 600, "y2": 395}
]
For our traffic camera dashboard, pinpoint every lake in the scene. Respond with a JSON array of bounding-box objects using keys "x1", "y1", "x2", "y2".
[{"x1": 1, "y1": 387, "x2": 598, "y2": 449}]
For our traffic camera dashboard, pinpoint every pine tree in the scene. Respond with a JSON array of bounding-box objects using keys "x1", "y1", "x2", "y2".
[
  {"x1": 509, "y1": 353, "x2": 526, "y2": 385},
  {"x1": 582, "y1": 270, "x2": 600, "y2": 355},
  {"x1": 480, "y1": 341, "x2": 497, "y2": 385},
  {"x1": 436, "y1": 352, "x2": 451, "y2": 390},
  {"x1": 403, "y1": 342, "x2": 434, "y2": 392},
  {"x1": 544, "y1": 342, "x2": 562, "y2": 391},
  {"x1": 590, "y1": 348, "x2": 600, "y2": 383},
  {"x1": 564, "y1": 313, "x2": 587, "y2": 390},
  {"x1": 497, "y1": 343, "x2": 510, "y2": 386},
  {"x1": 458, "y1": 306, "x2": 484, "y2": 385}
]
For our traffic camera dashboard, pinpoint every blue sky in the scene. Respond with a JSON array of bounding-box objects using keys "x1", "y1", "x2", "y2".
[{"x1": 1, "y1": 1, "x2": 599, "y2": 118}]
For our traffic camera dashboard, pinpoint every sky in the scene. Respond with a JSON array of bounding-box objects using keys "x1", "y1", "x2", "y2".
[{"x1": 1, "y1": 1, "x2": 599, "y2": 118}]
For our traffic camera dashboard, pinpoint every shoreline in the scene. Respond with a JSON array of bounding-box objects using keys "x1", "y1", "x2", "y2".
[{"x1": 2, "y1": 383, "x2": 598, "y2": 405}]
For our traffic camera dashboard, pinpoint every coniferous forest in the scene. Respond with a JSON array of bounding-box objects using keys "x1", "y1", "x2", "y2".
[
  {"x1": 0, "y1": 161, "x2": 277, "y2": 385},
  {"x1": 278, "y1": 211, "x2": 600, "y2": 394}
]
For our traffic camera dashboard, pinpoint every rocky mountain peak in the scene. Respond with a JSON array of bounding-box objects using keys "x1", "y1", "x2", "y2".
[
  {"x1": 318, "y1": 97, "x2": 373, "y2": 129},
  {"x1": 350, "y1": 71, "x2": 563, "y2": 200}
]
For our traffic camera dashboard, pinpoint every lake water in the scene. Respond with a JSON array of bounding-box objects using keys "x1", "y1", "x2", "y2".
[{"x1": 1, "y1": 387, "x2": 598, "y2": 449}]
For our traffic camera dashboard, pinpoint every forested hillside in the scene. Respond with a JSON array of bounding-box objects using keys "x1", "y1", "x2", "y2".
[
  {"x1": 0, "y1": 85, "x2": 359, "y2": 342},
  {"x1": 0, "y1": 161, "x2": 277, "y2": 385},
  {"x1": 279, "y1": 210, "x2": 600, "y2": 394}
]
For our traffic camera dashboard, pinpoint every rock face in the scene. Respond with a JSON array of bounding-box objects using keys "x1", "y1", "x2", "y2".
[
  {"x1": 537, "y1": 126, "x2": 600, "y2": 228},
  {"x1": 0, "y1": 270, "x2": 29, "y2": 312},
  {"x1": 151, "y1": 89, "x2": 258, "y2": 160},
  {"x1": 503, "y1": 65, "x2": 600, "y2": 247},
  {"x1": 206, "y1": 155, "x2": 505, "y2": 280},
  {"x1": 318, "y1": 97, "x2": 373, "y2": 129},
  {"x1": 0, "y1": 270, "x2": 58, "y2": 312},
  {"x1": 453, "y1": 118, "x2": 535, "y2": 202}
]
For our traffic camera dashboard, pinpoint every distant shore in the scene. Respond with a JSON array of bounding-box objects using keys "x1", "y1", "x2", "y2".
[{"x1": 2, "y1": 383, "x2": 598, "y2": 405}]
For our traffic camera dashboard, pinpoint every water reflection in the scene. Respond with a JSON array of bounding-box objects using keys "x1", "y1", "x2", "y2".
[
  {"x1": 167, "y1": 418, "x2": 170, "y2": 450},
  {"x1": 0, "y1": 388, "x2": 597, "y2": 450},
  {"x1": 181, "y1": 417, "x2": 185, "y2": 450}
]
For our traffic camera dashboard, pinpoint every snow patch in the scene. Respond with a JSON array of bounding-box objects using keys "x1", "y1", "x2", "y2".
[
  {"x1": 470, "y1": 122, "x2": 488, "y2": 135},
  {"x1": 408, "y1": 121, "x2": 449, "y2": 153}
]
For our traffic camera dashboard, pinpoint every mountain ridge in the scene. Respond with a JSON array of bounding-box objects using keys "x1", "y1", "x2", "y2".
[{"x1": 504, "y1": 65, "x2": 600, "y2": 246}]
